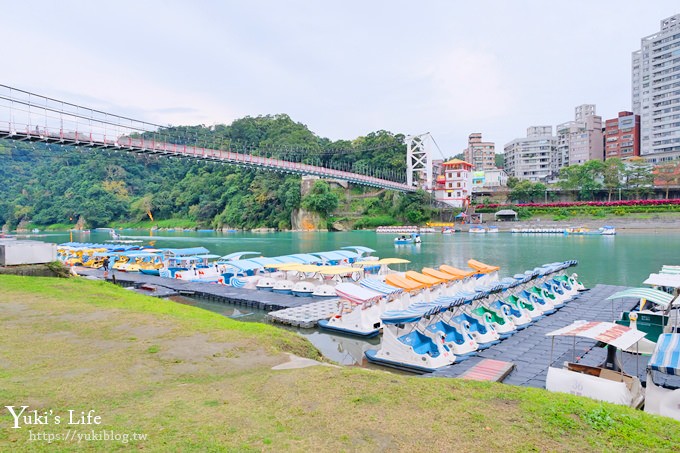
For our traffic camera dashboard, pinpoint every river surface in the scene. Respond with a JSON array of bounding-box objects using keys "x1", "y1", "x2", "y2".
[{"x1": 38, "y1": 229, "x2": 679, "y2": 367}]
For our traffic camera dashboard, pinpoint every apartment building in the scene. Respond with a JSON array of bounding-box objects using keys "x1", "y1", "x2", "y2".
[
  {"x1": 632, "y1": 14, "x2": 680, "y2": 162},
  {"x1": 464, "y1": 133, "x2": 496, "y2": 170},
  {"x1": 503, "y1": 126, "x2": 556, "y2": 181},
  {"x1": 603, "y1": 111, "x2": 641, "y2": 159}
]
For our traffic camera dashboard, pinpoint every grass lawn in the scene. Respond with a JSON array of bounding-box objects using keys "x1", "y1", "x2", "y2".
[{"x1": 1, "y1": 275, "x2": 679, "y2": 451}]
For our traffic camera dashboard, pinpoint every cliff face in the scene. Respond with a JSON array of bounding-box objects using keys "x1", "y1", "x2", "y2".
[
  {"x1": 290, "y1": 208, "x2": 325, "y2": 231},
  {"x1": 291, "y1": 176, "x2": 325, "y2": 231}
]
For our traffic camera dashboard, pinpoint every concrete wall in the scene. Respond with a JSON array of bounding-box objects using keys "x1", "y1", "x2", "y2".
[{"x1": 0, "y1": 240, "x2": 57, "y2": 266}]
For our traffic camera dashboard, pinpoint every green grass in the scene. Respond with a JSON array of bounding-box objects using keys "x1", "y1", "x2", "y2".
[{"x1": 1, "y1": 275, "x2": 679, "y2": 451}]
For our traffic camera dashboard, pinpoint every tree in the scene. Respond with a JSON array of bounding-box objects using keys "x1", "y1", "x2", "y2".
[
  {"x1": 494, "y1": 153, "x2": 504, "y2": 169},
  {"x1": 509, "y1": 180, "x2": 540, "y2": 203},
  {"x1": 301, "y1": 180, "x2": 339, "y2": 218},
  {"x1": 506, "y1": 176, "x2": 520, "y2": 189},
  {"x1": 603, "y1": 158, "x2": 624, "y2": 201},
  {"x1": 558, "y1": 161, "x2": 604, "y2": 200},
  {"x1": 624, "y1": 157, "x2": 653, "y2": 199},
  {"x1": 653, "y1": 161, "x2": 680, "y2": 199}
]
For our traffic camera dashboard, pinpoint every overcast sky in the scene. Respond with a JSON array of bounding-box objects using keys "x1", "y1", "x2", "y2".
[{"x1": 3, "y1": 1, "x2": 679, "y2": 157}]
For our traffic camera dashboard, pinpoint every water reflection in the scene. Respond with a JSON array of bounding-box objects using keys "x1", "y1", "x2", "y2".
[{"x1": 173, "y1": 296, "x2": 381, "y2": 367}]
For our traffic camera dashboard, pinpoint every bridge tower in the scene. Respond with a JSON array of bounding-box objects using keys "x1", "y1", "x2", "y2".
[{"x1": 406, "y1": 133, "x2": 433, "y2": 192}]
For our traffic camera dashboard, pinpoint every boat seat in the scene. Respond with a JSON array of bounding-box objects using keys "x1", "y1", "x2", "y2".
[
  {"x1": 452, "y1": 313, "x2": 490, "y2": 336},
  {"x1": 490, "y1": 300, "x2": 522, "y2": 319},
  {"x1": 472, "y1": 306, "x2": 508, "y2": 327},
  {"x1": 427, "y1": 321, "x2": 468, "y2": 346},
  {"x1": 398, "y1": 330, "x2": 440, "y2": 357}
]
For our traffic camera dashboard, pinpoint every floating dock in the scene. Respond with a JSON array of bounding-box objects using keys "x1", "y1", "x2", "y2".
[
  {"x1": 266, "y1": 299, "x2": 340, "y2": 328},
  {"x1": 427, "y1": 284, "x2": 639, "y2": 386},
  {"x1": 76, "y1": 267, "x2": 330, "y2": 311}
]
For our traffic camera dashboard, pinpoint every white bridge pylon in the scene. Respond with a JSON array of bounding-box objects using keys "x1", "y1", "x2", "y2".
[{"x1": 406, "y1": 132, "x2": 433, "y2": 192}]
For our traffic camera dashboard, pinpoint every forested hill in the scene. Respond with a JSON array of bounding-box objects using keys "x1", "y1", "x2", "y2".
[{"x1": 0, "y1": 114, "x2": 424, "y2": 230}]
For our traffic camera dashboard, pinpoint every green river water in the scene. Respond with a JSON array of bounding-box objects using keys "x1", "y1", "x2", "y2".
[{"x1": 38, "y1": 229, "x2": 679, "y2": 367}]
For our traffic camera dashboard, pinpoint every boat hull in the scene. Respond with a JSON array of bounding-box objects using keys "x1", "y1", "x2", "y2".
[
  {"x1": 318, "y1": 320, "x2": 380, "y2": 338},
  {"x1": 364, "y1": 349, "x2": 440, "y2": 373}
]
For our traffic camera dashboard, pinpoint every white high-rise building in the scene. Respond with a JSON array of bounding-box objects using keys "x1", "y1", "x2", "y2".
[
  {"x1": 504, "y1": 126, "x2": 556, "y2": 182},
  {"x1": 632, "y1": 14, "x2": 680, "y2": 162}
]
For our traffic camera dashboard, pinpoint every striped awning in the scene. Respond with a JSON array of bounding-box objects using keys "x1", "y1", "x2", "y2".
[
  {"x1": 644, "y1": 273, "x2": 680, "y2": 289},
  {"x1": 606, "y1": 287, "x2": 675, "y2": 308},
  {"x1": 334, "y1": 283, "x2": 383, "y2": 304},
  {"x1": 546, "y1": 321, "x2": 647, "y2": 350},
  {"x1": 360, "y1": 278, "x2": 403, "y2": 296},
  {"x1": 649, "y1": 333, "x2": 680, "y2": 375},
  {"x1": 381, "y1": 303, "x2": 442, "y2": 324}
]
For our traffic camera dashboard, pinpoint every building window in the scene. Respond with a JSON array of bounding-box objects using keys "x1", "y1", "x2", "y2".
[
  {"x1": 447, "y1": 192, "x2": 452, "y2": 198},
  {"x1": 457, "y1": 172, "x2": 461, "y2": 177}
]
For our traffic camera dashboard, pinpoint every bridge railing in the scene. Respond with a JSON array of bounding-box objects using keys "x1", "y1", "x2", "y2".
[{"x1": 0, "y1": 121, "x2": 414, "y2": 191}]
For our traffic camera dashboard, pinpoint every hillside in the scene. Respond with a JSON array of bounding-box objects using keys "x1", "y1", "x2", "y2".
[{"x1": 0, "y1": 115, "x2": 418, "y2": 231}]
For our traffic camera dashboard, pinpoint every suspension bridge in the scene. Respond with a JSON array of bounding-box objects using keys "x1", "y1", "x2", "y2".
[{"x1": 0, "y1": 85, "x2": 437, "y2": 193}]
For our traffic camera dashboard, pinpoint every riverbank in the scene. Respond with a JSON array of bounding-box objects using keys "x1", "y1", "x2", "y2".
[
  {"x1": 484, "y1": 212, "x2": 680, "y2": 233},
  {"x1": 1, "y1": 275, "x2": 678, "y2": 451}
]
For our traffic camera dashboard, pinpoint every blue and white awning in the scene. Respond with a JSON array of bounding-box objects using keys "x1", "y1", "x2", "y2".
[
  {"x1": 649, "y1": 333, "x2": 680, "y2": 375},
  {"x1": 360, "y1": 278, "x2": 403, "y2": 295},
  {"x1": 220, "y1": 251, "x2": 261, "y2": 261},
  {"x1": 381, "y1": 303, "x2": 442, "y2": 324}
]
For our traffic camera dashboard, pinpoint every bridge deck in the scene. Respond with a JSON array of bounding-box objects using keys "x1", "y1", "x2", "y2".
[{"x1": 0, "y1": 126, "x2": 414, "y2": 192}]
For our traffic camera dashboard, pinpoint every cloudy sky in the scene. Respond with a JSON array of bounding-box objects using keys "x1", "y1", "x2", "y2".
[{"x1": 2, "y1": 1, "x2": 679, "y2": 156}]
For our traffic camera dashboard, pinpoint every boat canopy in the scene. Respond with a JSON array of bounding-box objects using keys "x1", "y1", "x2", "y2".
[
  {"x1": 439, "y1": 265, "x2": 476, "y2": 278},
  {"x1": 341, "y1": 246, "x2": 376, "y2": 254},
  {"x1": 268, "y1": 262, "x2": 308, "y2": 270},
  {"x1": 247, "y1": 257, "x2": 283, "y2": 267},
  {"x1": 606, "y1": 287, "x2": 676, "y2": 309},
  {"x1": 381, "y1": 303, "x2": 443, "y2": 324},
  {"x1": 661, "y1": 265, "x2": 680, "y2": 275},
  {"x1": 220, "y1": 251, "x2": 261, "y2": 261},
  {"x1": 385, "y1": 274, "x2": 424, "y2": 291},
  {"x1": 644, "y1": 273, "x2": 680, "y2": 289},
  {"x1": 334, "y1": 283, "x2": 383, "y2": 304},
  {"x1": 288, "y1": 264, "x2": 325, "y2": 273},
  {"x1": 649, "y1": 333, "x2": 680, "y2": 375},
  {"x1": 545, "y1": 321, "x2": 647, "y2": 350},
  {"x1": 163, "y1": 247, "x2": 211, "y2": 256},
  {"x1": 433, "y1": 296, "x2": 468, "y2": 309},
  {"x1": 360, "y1": 278, "x2": 403, "y2": 295},
  {"x1": 224, "y1": 259, "x2": 265, "y2": 272},
  {"x1": 356, "y1": 257, "x2": 410, "y2": 266},
  {"x1": 405, "y1": 271, "x2": 442, "y2": 287},
  {"x1": 331, "y1": 250, "x2": 359, "y2": 259},
  {"x1": 193, "y1": 254, "x2": 221, "y2": 259},
  {"x1": 422, "y1": 267, "x2": 459, "y2": 282},
  {"x1": 312, "y1": 251, "x2": 349, "y2": 262},
  {"x1": 284, "y1": 253, "x2": 320, "y2": 264},
  {"x1": 315, "y1": 266, "x2": 360, "y2": 276},
  {"x1": 499, "y1": 277, "x2": 522, "y2": 289},
  {"x1": 468, "y1": 259, "x2": 500, "y2": 273}
]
